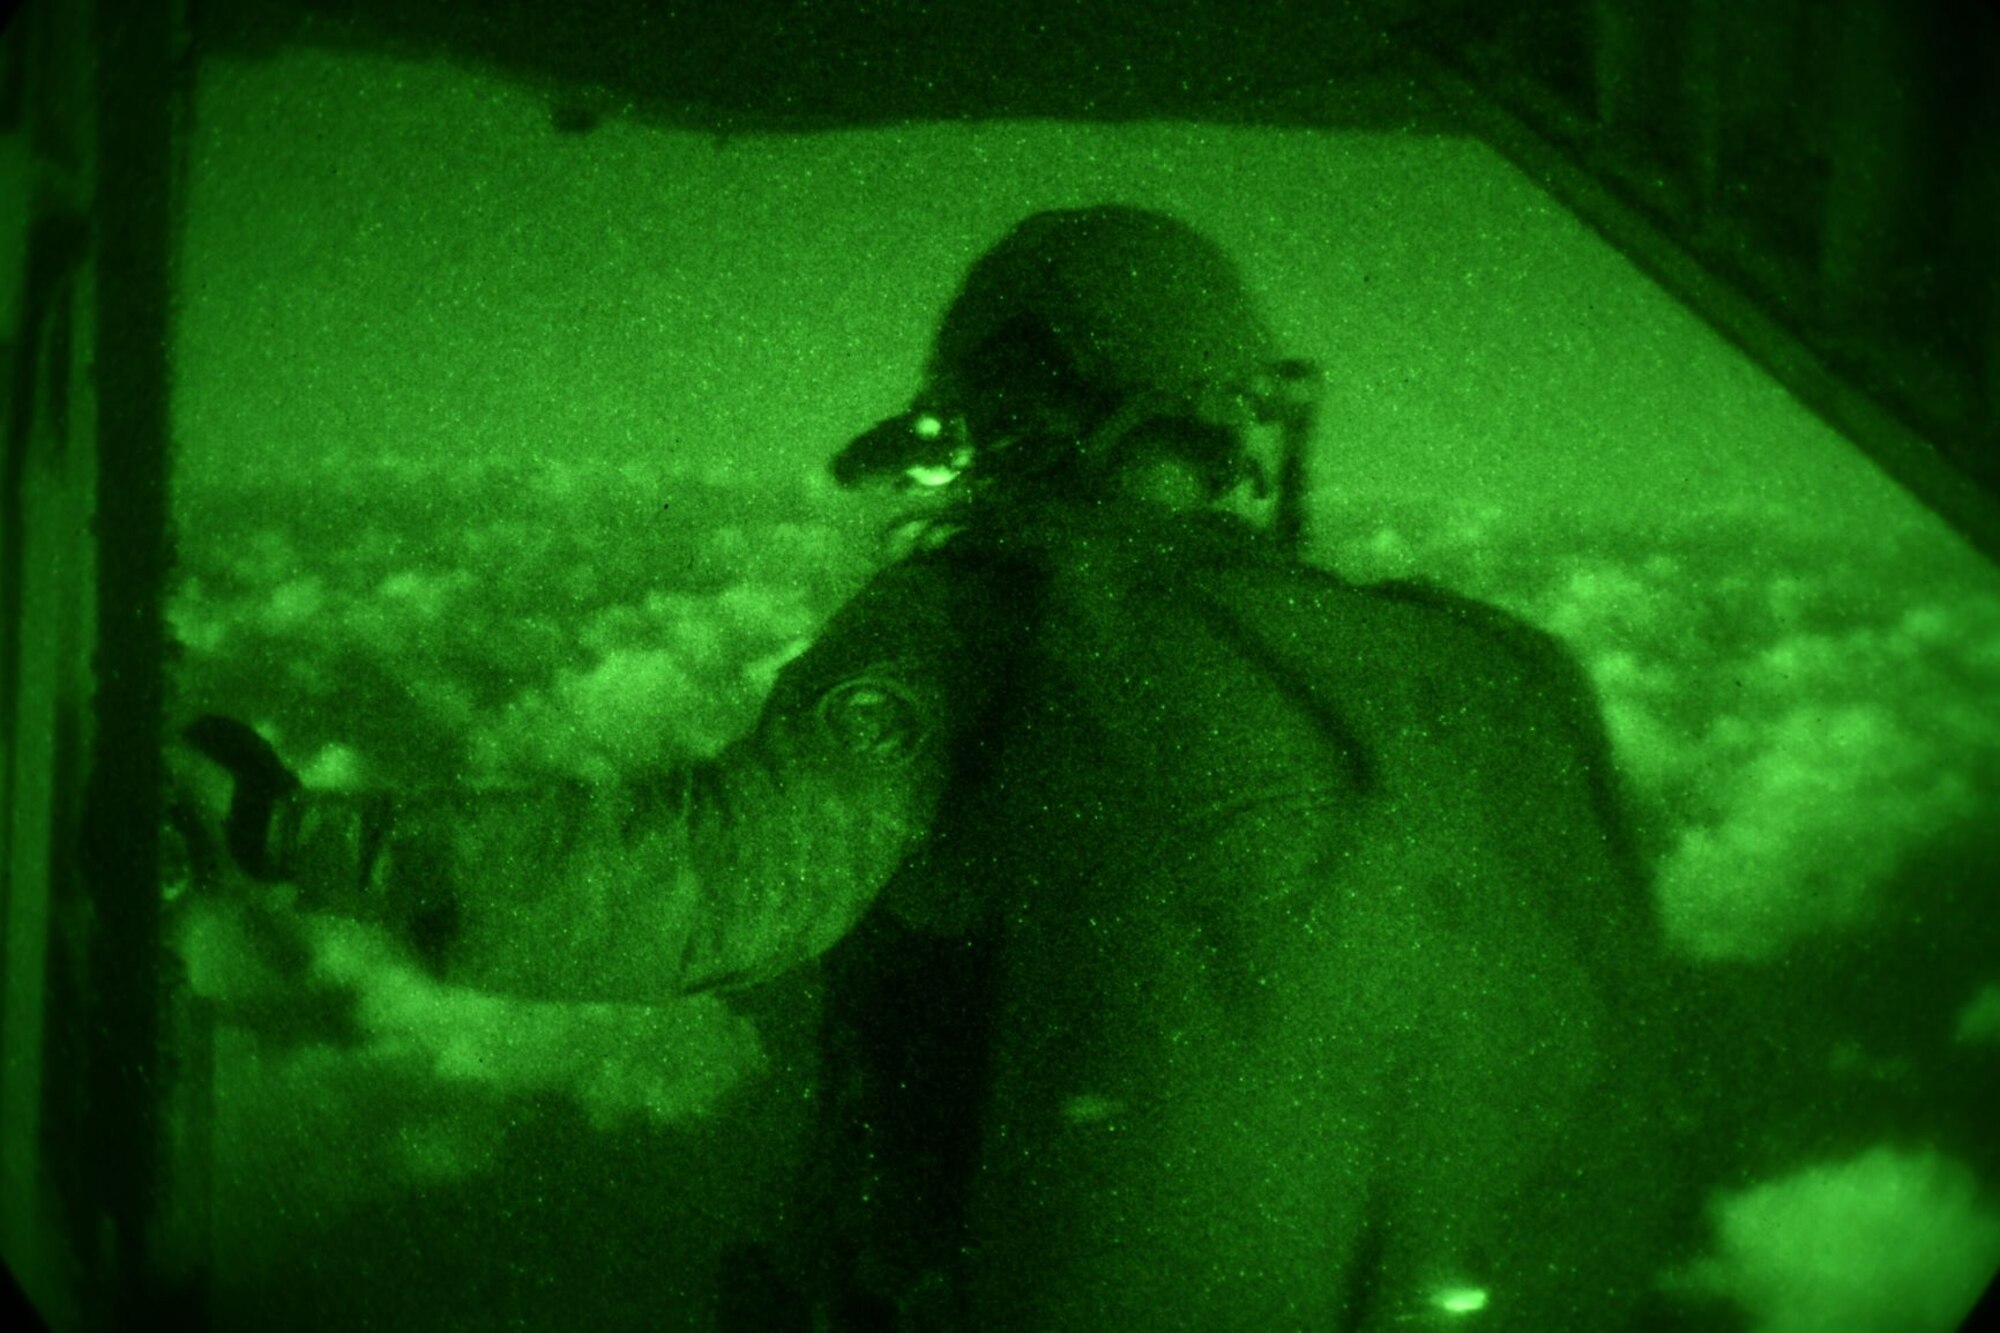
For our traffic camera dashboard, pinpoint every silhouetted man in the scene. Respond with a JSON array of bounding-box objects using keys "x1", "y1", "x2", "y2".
[{"x1": 179, "y1": 206, "x2": 1708, "y2": 1331}]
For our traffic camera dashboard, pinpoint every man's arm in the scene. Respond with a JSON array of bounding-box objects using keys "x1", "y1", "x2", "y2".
[{"x1": 224, "y1": 559, "x2": 976, "y2": 1005}]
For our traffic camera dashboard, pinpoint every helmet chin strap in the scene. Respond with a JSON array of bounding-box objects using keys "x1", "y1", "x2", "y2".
[
  {"x1": 1074, "y1": 390, "x2": 1183, "y2": 477},
  {"x1": 1266, "y1": 360, "x2": 1324, "y2": 557}
]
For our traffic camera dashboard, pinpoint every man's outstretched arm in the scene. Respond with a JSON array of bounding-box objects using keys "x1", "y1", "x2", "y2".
[{"x1": 199, "y1": 561, "x2": 971, "y2": 1005}]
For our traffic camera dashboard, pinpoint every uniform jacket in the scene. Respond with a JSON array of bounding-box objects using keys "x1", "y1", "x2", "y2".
[{"x1": 286, "y1": 498, "x2": 1705, "y2": 1331}]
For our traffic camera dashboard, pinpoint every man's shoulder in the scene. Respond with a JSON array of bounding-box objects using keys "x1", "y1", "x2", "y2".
[
  {"x1": 1362, "y1": 576, "x2": 1540, "y2": 636},
  {"x1": 1349, "y1": 576, "x2": 1587, "y2": 691},
  {"x1": 762, "y1": 539, "x2": 1019, "y2": 723}
]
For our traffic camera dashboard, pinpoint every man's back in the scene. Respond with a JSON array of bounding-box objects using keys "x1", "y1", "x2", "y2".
[{"x1": 816, "y1": 500, "x2": 1703, "y2": 1331}]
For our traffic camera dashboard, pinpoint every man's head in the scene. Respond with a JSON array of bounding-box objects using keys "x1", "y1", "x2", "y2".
[{"x1": 833, "y1": 206, "x2": 1307, "y2": 521}]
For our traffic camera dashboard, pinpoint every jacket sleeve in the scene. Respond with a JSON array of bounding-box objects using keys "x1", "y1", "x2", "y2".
[{"x1": 277, "y1": 559, "x2": 974, "y2": 1004}]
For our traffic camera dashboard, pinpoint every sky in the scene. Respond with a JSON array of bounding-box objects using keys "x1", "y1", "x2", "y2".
[{"x1": 174, "y1": 44, "x2": 1935, "y2": 542}]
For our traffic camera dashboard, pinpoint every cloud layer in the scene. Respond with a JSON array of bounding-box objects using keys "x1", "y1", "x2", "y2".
[{"x1": 168, "y1": 468, "x2": 2000, "y2": 1316}]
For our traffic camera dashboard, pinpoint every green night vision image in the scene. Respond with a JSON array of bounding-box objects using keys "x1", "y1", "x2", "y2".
[{"x1": 6, "y1": 7, "x2": 2000, "y2": 1333}]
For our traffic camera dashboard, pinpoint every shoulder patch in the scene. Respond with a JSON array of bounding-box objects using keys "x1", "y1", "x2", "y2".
[{"x1": 815, "y1": 676, "x2": 932, "y2": 759}]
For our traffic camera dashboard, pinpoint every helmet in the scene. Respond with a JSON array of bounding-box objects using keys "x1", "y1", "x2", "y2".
[{"x1": 833, "y1": 206, "x2": 1285, "y2": 497}]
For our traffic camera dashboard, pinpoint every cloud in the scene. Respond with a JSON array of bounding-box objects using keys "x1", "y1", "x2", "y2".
[
  {"x1": 465, "y1": 640, "x2": 751, "y2": 783},
  {"x1": 1664, "y1": 1145, "x2": 2000, "y2": 1333},
  {"x1": 1955, "y1": 984, "x2": 2000, "y2": 1047},
  {"x1": 298, "y1": 741, "x2": 371, "y2": 793},
  {"x1": 174, "y1": 894, "x2": 768, "y2": 1207},
  {"x1": 301, "y1": 913, "x2": 767, "y2": 1132},
  {"x1": 1460, "y1": 523, "x2": 2000, "y2": 965},
  {"x1": 1656, "y1": 702, "x2": 1984, "y2": 962}
]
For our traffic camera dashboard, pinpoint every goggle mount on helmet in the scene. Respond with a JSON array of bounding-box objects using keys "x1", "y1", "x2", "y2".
[{"x1": 831, "y1": 358, "x2": 1322, "y2": 548}]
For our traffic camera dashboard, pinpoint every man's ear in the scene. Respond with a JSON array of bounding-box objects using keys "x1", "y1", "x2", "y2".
[
  {"x1": 1108, "y1": 417, "x2": 1245, "y2": 499},
  {"x1": 1110, "y1": 451, "x2": 1213, "y2": 509}
]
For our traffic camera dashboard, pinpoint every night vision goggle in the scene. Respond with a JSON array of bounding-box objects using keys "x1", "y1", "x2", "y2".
[{"x1": 830, "y1": 359, "x2": 1322, "y2": 494}]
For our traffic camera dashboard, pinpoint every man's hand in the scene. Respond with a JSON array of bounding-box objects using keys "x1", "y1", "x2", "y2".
[
  {"x1": 164, "y1": 719, "x2": 367, "y2": 1040},
  {"x1": 171, "y1": 714, "x2": 303, "y2": 885}
]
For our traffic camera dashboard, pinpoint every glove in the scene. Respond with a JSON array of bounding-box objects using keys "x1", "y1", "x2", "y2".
[
  {"x1": 170, "y1": 715, "x2": 427, "y2": 945},
  {"x1": 178, "y1": 713, "x2": 303, "y2": 883}
]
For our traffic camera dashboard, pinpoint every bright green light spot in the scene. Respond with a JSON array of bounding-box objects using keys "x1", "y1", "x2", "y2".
[
  {"x1": 906, "y1": 465, "x2": 958, "y2": 488},
  {"x1": 1060, "y1": 1093, "x2": 1125, "y2": 1124},
  {"x1": 1432, "y1": 1286, "x2": 1489, "y2": 1315},
  {"x1": 913, "y1": 414, "x2": 944, "y2": 440}
]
